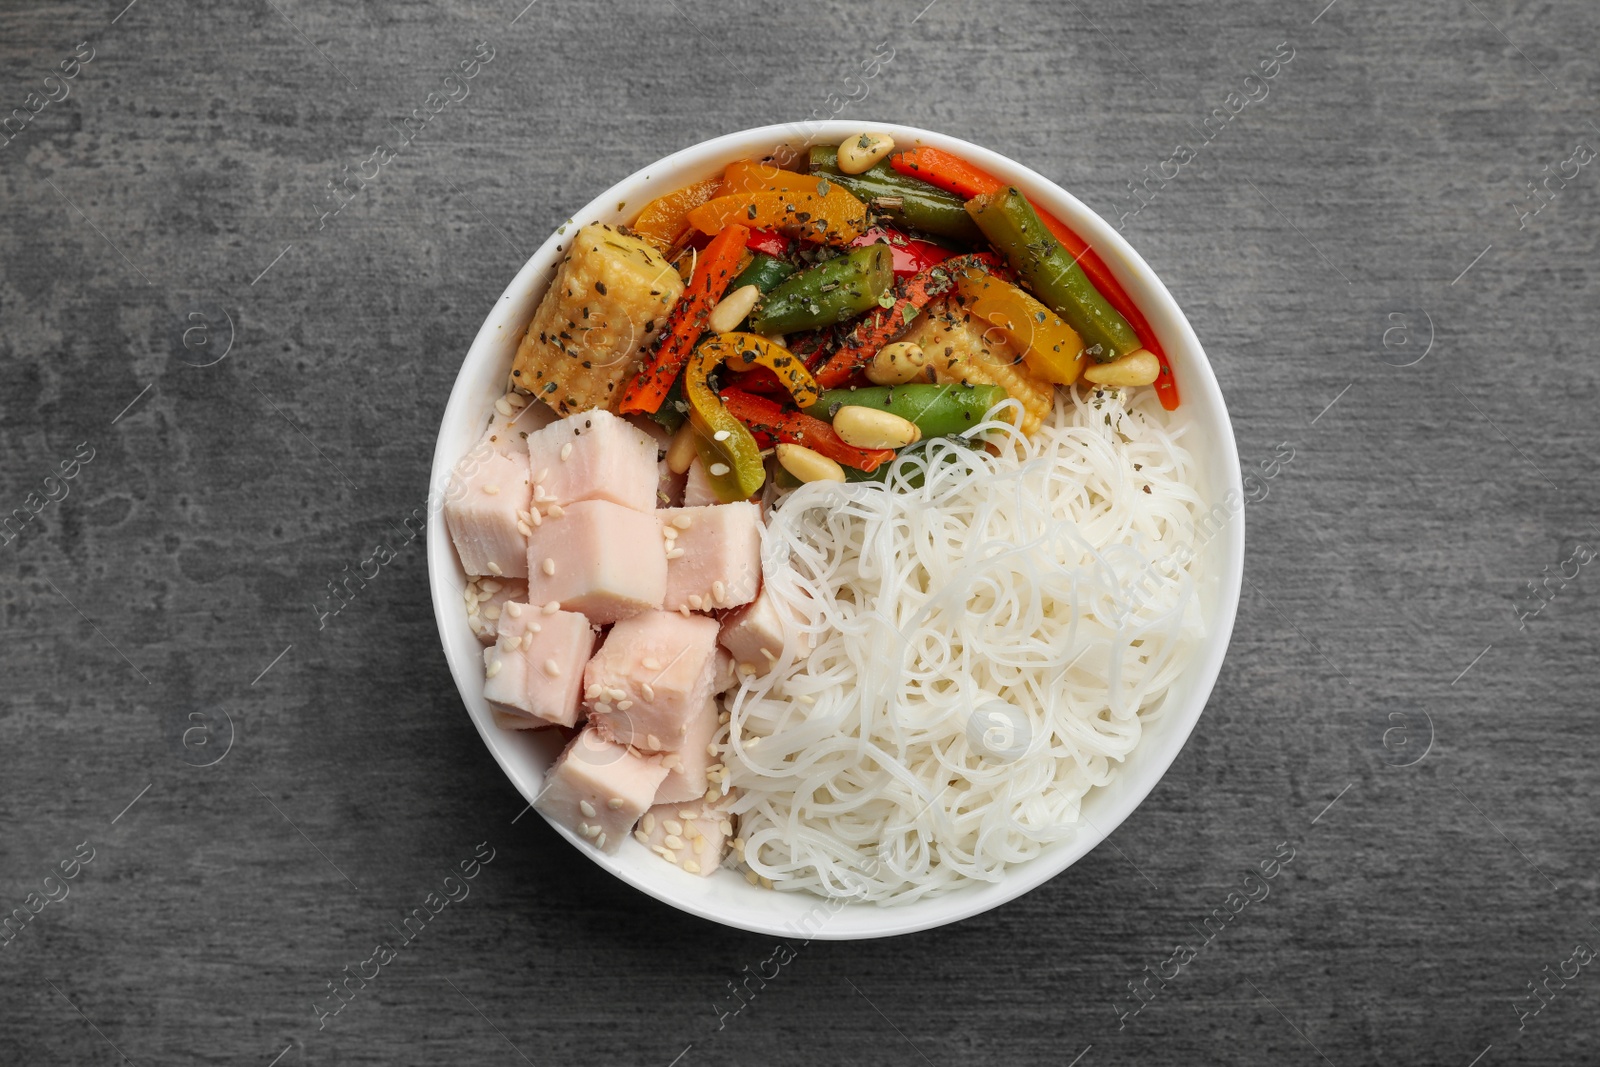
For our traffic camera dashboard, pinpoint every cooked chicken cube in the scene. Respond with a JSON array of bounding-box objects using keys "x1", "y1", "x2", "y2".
[
  {"x1": 444, "y1": 450, "x2": 531, "y2": 578},
  {"x1": 586, "y1": 610, "x2": 720, "y2": 753},
  {"x1": 525, "y1": 409, "x2": 660, "y2": 513},
  {"x1": 660, "y1": 503, "x2": 762, "y2": 612},
  {"x1": 535, "y1": 727, "x2": 668, "y2": 853}
]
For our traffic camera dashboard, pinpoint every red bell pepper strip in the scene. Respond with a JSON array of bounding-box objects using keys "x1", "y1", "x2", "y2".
[
  {"x1": 849, "y1": 226, "x2": 953, "y2": 277},
  {"x1": 619, "y1": 223, "x2": 750, "y2": 415},
  {"x1": 891, "y1": 147, "x2": 1180, "y2": 409},
  {"x1": 719, "y1": 388, "x2": 896, "y2": 473},
  {"x1": 746, "y1": 228, "x2": 789, "y2": 257}
]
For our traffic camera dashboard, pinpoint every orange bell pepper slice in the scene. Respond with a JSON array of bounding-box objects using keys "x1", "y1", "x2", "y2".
[
  {"x1": 687, "y1": 178, "x2": 868, "y2": 246},
  {"x1": 630, "y1": 176, "x2": 722, "y2": 252},
  {"x1": 953, "y1": 269, "x2": 1086, "y2": 385}
]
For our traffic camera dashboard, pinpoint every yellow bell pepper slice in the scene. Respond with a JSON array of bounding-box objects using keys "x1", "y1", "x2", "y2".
[{"x1": 953, "y1": 268, "x2": 1087, "y2": 385}]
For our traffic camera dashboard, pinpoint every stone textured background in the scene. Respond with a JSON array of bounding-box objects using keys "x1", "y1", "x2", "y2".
[{"x1": 2, "y1": 0, "x2": 1597, "y2": 1064}]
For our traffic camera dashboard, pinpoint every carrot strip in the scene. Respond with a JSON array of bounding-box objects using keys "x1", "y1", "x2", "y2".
[
  {"x1": 891, "y1": 148, "x2": 1180, "y2": 409},
  {"x1": 813, "y1": 257, "x2": 976, "y2": 389},
  {"x1": 618, "y1": 223, "x2": 749, "y2": 415},
  {"x1": 719, "y1": 389, "x2": 896, "y2": 473}
]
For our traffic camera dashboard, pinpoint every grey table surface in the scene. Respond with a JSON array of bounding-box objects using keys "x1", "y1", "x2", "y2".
[{"x1": 3, "y1": 0, "x2": 1597, "y2": 1063}]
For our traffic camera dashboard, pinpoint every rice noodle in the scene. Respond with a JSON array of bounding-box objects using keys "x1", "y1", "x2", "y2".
[{"x1": 723, "y1": 386, "x2": 1210, "y2": 904}]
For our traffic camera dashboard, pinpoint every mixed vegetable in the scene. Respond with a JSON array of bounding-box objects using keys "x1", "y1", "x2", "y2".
[{"x1": 514, "y1": 133, "x2": 1179, "y2": 503}]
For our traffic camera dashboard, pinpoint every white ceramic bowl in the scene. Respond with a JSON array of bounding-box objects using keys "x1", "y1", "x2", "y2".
[{"x1": 428, "y1": 121, "x2": 1244, "y2": 939}]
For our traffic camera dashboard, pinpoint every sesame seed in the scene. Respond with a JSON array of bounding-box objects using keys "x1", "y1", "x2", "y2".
[
  {"x1": 663, "y1": 834, "x2": 684, "y2": 849},
  {"x1": 664, "y1": 819, "x2": 683, "y2": 836},
  {"x1": 709, "y1": 462, "x2": 730, "y2": 476},
  {"x1": 609, "y1": 687, "x2": 627, "y2": 701},
  {"x1": 517, "y1": 522, "x2": 532, "y2": 536},
  {"x1": 712, "y1": 581, "x2": 726, "y2": 603},
  {"x1": 543, "y1": 601, "x2": 560, "y2": 614},
  {"x1": 607, "y1": 797, "x2": 624, "y2": 810},
  {"x1": 678, "y1": 605, "x2": 691, "y2": 617},
  {"x1": 463, "y1": 586, "x2": 477, "y2": 603},
  {"x1": 477, "y1": 589, "x2": 495, "y2": 601},
  {"x1": 596, "y1": 701, "x2": 612, "y2": 714},
  {"x1": 662, "y1": 527, "x2": 678, "y2": 540},
  {"x1": 666, "y1": 548, "x2": 685, "y2": 560},
  {"x1": 482, "y1": 484, "x2": 501, "y2": 495},
  {"x1": 686, "y1": 823, "x2": 703, "y2": 840},
  {"x1": 595, "y1": 832, "x2": 606, "y2": 849},
  {"x1": 544, "y1": 658, "x2": 560, "y2": 677},
  {"x1": 542, "y1": 557, "x2": 556, "y2": 576},
  {"x1": 487, "y1": 562, "x2": 503, "y2": 576},
  {"x1": 678, "y1": 809, "x2": 696, "y2": 820},
  {"x1": 683, "y1": 860, "x2": 701, "y2": 874},
  {"x1": 731, "y1": 836, "x2": 745, "y2": 851},
  {"x1": 617, "y1": 699, "x2": 633, "y2": 711},
  {"x1": 634, "y1": 829, "x2": 648, "y2": 843},
  {"x1": 746, "y1": 736, "x2": 761, "y2": 748},
  {"x1": 533, "y1": 486, "x2": 549, "y2": 502},
  {"x1": 560, "y1": 442, "x2": 573, "y2": 461},
  {"x1": 536, "y1": 468, "x2": 550, "y2": 482},
  {"x1": 529, "y1": 623, "x2": 541, "y2": 633},
  {"x1": 484, "y1": 605, "x2": 502, "y2": 621},
  {"x1": 712, "y1": 430, "x2": 730, "y2": 442},
  {"x1": 641, "y1": 813, "x2": 656, "y2": 834},
  {"x1": 718, "y1": 711, "x2": 730, "y2": 724},
  {"x1": 797, "y1": 694, "x2": 815, "y2": 705},
  {"x1": 581, "y1": 823, "x2": 600, "y2": 838},
  {"x1": 580, "y1": 800, "x2": 596, "y2": 817},
  {"x1": 646, "y1": 733, "x2": 661, "y2": 749},
  {"x1": 506, "y1": 602, "x2": 522, "y2": 618},
  {"x1": 688, "y1": 595, "x2": 703, "y2": 610},
  {"x1": 704, "y1": 787, "x2": 720, "y2": 802},
  {"x1": 529, "y1": 509, "x2": 543, "y2": 527},
  {"x1": 640, "y1": 683, "x2": 656, "y2": 700},
  {"x1": 737, "y1": 662, "x2": 756, "y2": 675},
  {"x1": 585, "y1": 684, "x2": 602, "y2": 700},
  {"x1": 480, "y1": 579, "x2": 502, "y2": 593},
  {"x1": 642, "y1": 657, "x2": 661, "y2": 670},
  {"x1": 655, "y1": 847, "x2": 677, "y2": 863},
  {"x1": 671, "y1": 515, "x2": 693, "y2": 530},
  {"x1": 546, "y1": 503, "x2": 564, "y2": 517},
  {"x1": 485, "y1": 658, "x2": 502, "y2": 679},
  {"x1": 719, "y1": 819, "x2": 734, "y2": 836},
  {"x1": 495, "y1": 397, "x2": 513, "y2": 416}
]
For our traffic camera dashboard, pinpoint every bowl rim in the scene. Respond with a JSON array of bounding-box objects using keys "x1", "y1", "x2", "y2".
[{"x1": 427, "y1": 120, "x2": 1245, "y2": 939}]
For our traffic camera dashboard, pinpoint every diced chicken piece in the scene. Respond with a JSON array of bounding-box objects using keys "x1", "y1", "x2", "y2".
[
  {"x1": 483, "y1": 604, "x2": 595, "y2": 728},
  {"x1": 718, "y1": 584, "x2": 806, "y2": 676},
  {"x1": 661, "y1": 503, "x2": 762, "y2": 612},
  {"x1": 525, "y1": 499, "x2": 666, "y2": 624},
  {"x1": 650, "y1": 698, "x2": 720, "y2": 804},
  {"x1": 633, "y1": 798, "x2": 734, "y2": 877},
  {"x1": 682, "y1": 457, "x2": 720, "y2": 508},
  {"x1": 711, "y1": 648, "x2": 739, "y2": 694},
  {"x1": 510, "y1": 223, "x2": 684, "y2": 415},
  {"x1": 478, "y1": 393, "x2": 556, "y2": 455},
  {"x1": 465, "y1": 577, "x2": 530, "y2": 645},
  {"x1": 524, "y1": 409, "x2": 660, "y2": 513},
  {"x1": 535, "y1": 727, "x2": 668, "y2": 853},
  {"x1": 586, "y1": 610, "x2": 719, "y2": 752},
  {"x1": 445, "y1": 451, "x2": 531, "y2": 578},
  {"x1": 633, "y1": 417, "x2": 682, "y2": 507}
]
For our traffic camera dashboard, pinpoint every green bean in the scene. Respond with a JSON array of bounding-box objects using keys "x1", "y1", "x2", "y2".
[
  {"x1": 806, "y1": 383, "x2": 1007, "y2": 441},
  {"x1": 747, "y1": 245, "x2": 893, "y2": 335},
  {"x1": 809, "y1": 146, "x2": 984, "y2": 244},
  {"x1": 967, "y1": 187, "x2": 1140, "y2": 362}
]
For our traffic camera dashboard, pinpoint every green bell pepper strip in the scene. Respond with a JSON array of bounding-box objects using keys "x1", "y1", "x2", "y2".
[
  {"x1": 809, "y1": 145, "x2": 985, "y2": 244},
  {"x1": 806, "y1": 383, "x2": 1007, "y2": 441},
  {"x1": 966, "y1": 187, "x2": 1140, "y2": 363},
  {"x1": 730, "y1": 252, "x2": 795, "y2": 295},
  {"x1": 747, "y1": 245, "x2": 894, "y2": 335}
]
